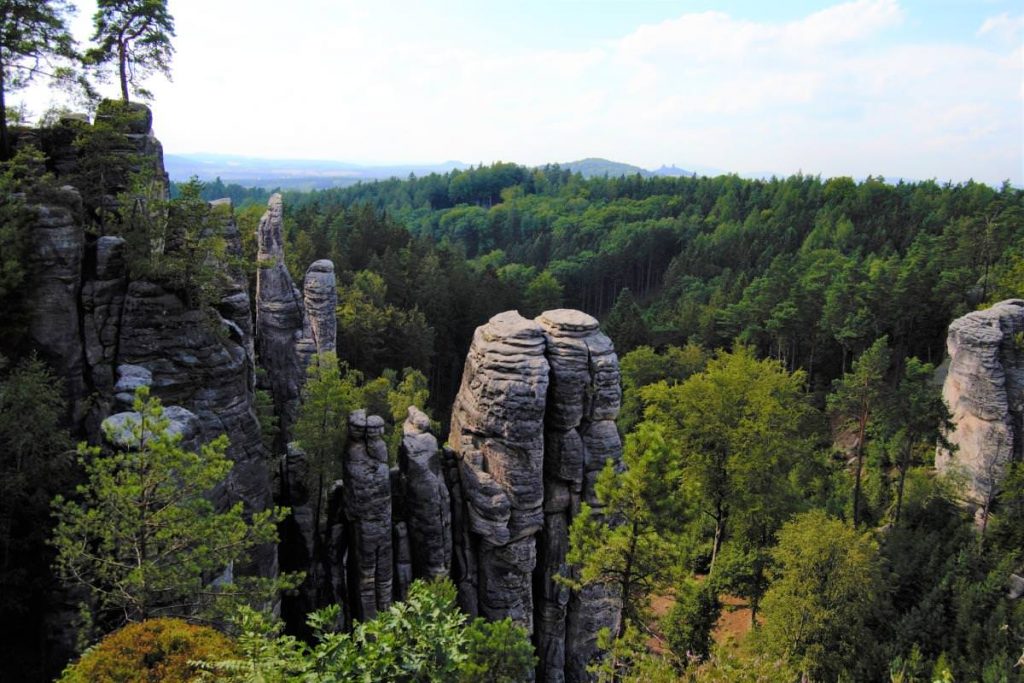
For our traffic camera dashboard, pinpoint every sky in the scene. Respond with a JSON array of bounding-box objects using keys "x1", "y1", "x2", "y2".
[{"x1": 18, "y1": 0, "x2": 1024, "y2": 185}]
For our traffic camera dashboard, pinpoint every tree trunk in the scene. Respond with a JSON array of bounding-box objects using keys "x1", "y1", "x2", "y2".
[
  {"x1": 852, "y1": 409, "x2": 868, "y2": 527},
  {"x1": 894, "y1": 439, "x2": 912, "y2": 526},
  {"x1": 119, "y1": 40, "x2": 130, "y2": 102},
  {"x1": 709, "y1": 501, "x2": 725, "y2": 574}
]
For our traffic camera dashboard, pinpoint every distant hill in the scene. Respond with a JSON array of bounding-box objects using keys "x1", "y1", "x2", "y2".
[
  {"x1": 165, "y1": 153, "x2": 469, "y2": 190},
  {"x1": 560, "y1": 158, "x2": 653, "y2": 178}
]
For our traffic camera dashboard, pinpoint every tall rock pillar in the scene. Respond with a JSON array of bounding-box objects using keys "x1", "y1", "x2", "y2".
[
  {"x1": 255, "y1": 193, "x2": 304, "y2": 444},
  {"x1": 449, "y1": 311, "x2": 550, "y2": 629},
  {"x1": 937, "y1": 299, "x2": 1024, "y2": 525},
  {"x1": 534, "y1": 310, "x2": 623, "y2": 683}
]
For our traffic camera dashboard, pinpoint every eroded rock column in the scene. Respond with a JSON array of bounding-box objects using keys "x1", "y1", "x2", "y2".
[
  {"x1": 937, "y1": 299, "x2": 1024, "y2": 524},
  {"x1": 399, "y1": 406, "x2": 452, "y2": 580},
  {"x1": 255, "y1": 193, "x2": 304, "y2": 443},
  {"x1": 534, "y1": 310, "x2": 623, "y2": 683},
  {"x1": 296, "y1": 259, "x2": 337, "y2": 369},
  {"x1": 343, "y1": 410, "x2": 393, "y2": 620},
  {"x1": 449, "y1": 311, "x2": 550, "y2": 629}
]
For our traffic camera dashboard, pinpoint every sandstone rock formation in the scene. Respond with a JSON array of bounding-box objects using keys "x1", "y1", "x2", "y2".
[
  {"x1": 449, "y1": 311, "x2": 550, "y2": 630},
  {"x1": 296, "y1": 259, "x2": 337, "y2": 369},
  {"x1": 534, "y1": 310, "x2": 623, "y2": 683},
  {"x1": 937, "y1": 299, "x2": 1024, "y2": 523},
  {"x1": 255, "y1": 194, "x2": 305, "y2": 443},
  {"x1": 343, "y1": 410, "x2": 393, "y2": 620},
  {"x1": 82, "y1": 236, "x2": 128, "y2": 401},
  {"x1": 398, "y1": 406, "x2": 452, "y2": 580},
  {"x1": 26, "y1": 187, "x2": 87, "y2": 423}
]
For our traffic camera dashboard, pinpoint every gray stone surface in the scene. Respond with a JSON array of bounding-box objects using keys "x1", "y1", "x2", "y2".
[
  {"x1": 296, "y1": 259, "x2": 337, "y2": 369},
  {"x1": 26, "y1": 187, "x2": 86, "y2": 424},
  {"x1": 936, "y1": 300, "x2": 1024, "y2": 512},
  {"x1": 343, "y1": 410, "x2": 393, "y2": 620},
  {"x1": 255, "y1": 194, "x2": 305, "y2": 444},
  {"x1": 102, "y1": 405, "x2": 199, "y2": 450},
  {"x1": 534, "y1": 309, "x2": 623, "y2": 683},
  {"x1": 449, "y1": 311, "x2": 550, "y2": 630},
  {"x1": 117, "y1": 278, "x2": 276, "y2": 577},
  {"x1": 398, "y1": 406, "x2": 452, "y2": 580}
]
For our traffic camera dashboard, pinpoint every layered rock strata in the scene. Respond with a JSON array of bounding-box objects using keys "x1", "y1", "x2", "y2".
[
  {"x1": 534, "y1": 310, "x2": 623, "y2": 683},
  {"x1": 296, "y1": 259, "x2": 337, "y2": 369},
  {"x1": 26, "y1": 187, "x2": 87, "y2": 423},
  {"x1": 448, "y1": 311, "x2": 551, "y2": 629},
  {"x1": 398, "y1": 407, "x2": 452, "y2": 580},
  {"x1": 343, "y1": 410, "x2": 394, "y2": 621},
  {"x1": 937, "y1": 299, "x2": 1024, "y2": 519},
  {"x1": 255, "y1": 194, "x2": 305, "y2": 443}
]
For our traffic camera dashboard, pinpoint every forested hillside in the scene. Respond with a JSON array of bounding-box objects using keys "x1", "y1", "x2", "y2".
[{"x1": 272, "y1": 164, "x2": 1022, "y2": 410}]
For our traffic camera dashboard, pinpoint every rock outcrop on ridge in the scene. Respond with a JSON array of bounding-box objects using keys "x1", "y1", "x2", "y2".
[
  {"x1": 937, "y1": 299, "x2": 1024, "y2": 522},
  {"x1": 255, "y1": 193, "x2": 305, "y2": 445},
  {"x1": 399, "y1": 406, "x2": 452, "y2": 580}
]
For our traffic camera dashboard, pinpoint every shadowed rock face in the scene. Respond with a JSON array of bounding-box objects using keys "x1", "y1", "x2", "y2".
[
  {"x1": 296, "y1": 259, "x2": 337, "y2": 369},
  {"x1": 449, "y1": 311, "x2": 550, "y2": 630},
  {"x1": 255, "y1": 193, "x2": 304, "y2": 443},
  {"x1": 399, "y1": 406, "x2": 452, "y2": 580},
  {"x1": 343, "y1": 410, "x2": 393, "y2": 621},
  {"x1": 26, "y1": 187, "x2": 87, "y2": 423},
  {"x1": 534, "y1": 309, "x2": 623, "y2": 683},
  {"x1": 937, "y1": 299, "x2": 1024, "y2": 518},
  {"x1": 82, "y1": 236, "x2": 128, "y2": 403}
]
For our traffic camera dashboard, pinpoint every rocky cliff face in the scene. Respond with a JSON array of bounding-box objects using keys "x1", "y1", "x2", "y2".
[
  {"x1": 937, "y1": 299, "x2": 1024, "y2": 521},
  {"x1": 17, "y1": 105, "x2": 625, "y2": 680}
]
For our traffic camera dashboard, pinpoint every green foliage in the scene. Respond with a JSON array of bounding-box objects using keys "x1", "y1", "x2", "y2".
[
  {"x1": 0, "y1": 354, "x2": 73, "y2": 678},
  {"x1": 59, "y1": 617, "x2": 237, "y2": 683},
  {"x1": 604, "y1": 288, "x2": 651, "y2": 354},
  {"x1": 0, "y1": 0, "x2": 76, "y2": 157},
  {"x1": 566, "y1": 422, "x2": 682, "y2": 632},
  {"x1": 662, "y1": 578, "x2": 721, "y2": 664},
  {"x1": 522, "y1": 269, "x2": 564, "y2": 318},
  {"x1": 827, "y1": 335, "x2": 892, "y2": 526},
  {"x1": 88, "y1": 0, "x2": 175, "y2": 102},
  {"x1": 641, "y1": 346, "x2": 818, "y2": 579},
  {"x1": 51, "y1": 387, "x2": 289, "y2": 629},
  {"x1": 618, "y1": 342, "x2": 707, "y2": 433},
  {"x1": 200, "y1": 579, "x2": 535, "y2": 683},
  {"x1": 458, "y1": 617, "x2": 538, "y2": 683},
  {"x1": 757, "y1": 509, "x2": 886, "y2": 681}
]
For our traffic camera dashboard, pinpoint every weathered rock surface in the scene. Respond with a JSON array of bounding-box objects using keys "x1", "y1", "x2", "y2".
[
  {"x1": 26, "y1": 187, "x2": 87, "y2": 423},
  {"x1": 212, "y1": 198, "x2": 256, "y2": 386},
  {"x1": 82, "y1": 236, "x2": 128, "y2": 401},
  {"x1": 102, "y1": 405, "x2": 200, "y2": 450},
  {"x1": 937, "y1": 299, "x2": 1024, "y2": 515},
  {"x1": 449, "y1": 311, "x2": 550, "y2": 630},
  {"x1": 278, "y1": 443, "x2": 319, "y2": 632},
  {"x1": 296, "y1": 259, "x2": 337, "y2": 369},
  {"x1": 255, "y1": 194, "x2": 305, "y2": 444},
  {"x1": 343, "y1": 410, "x2": 393, "y2": 620},
  {"x1": 399, "y1": 407, "x2": 452, "y2": 580},
  {"x1": 117, "y1": 279, "x2": 276, "y2": 576},
  {"x1": 534, "y1": 309, "x2": 623, "y2": 683}
]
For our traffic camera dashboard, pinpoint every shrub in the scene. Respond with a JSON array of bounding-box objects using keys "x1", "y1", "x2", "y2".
[{"x1": 60, "y1": 618, "x2": 237, "y2": 683}]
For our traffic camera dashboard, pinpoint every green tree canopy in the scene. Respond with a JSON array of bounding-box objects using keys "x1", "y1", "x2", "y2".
[
  {"x1": 757, "y1": 509, "x2": 885, "y2": 681},
  {"x1": 87, "y1": 0, "x2": 174, "y2": 102},
  {"x1": 51, "y1": 387, "x2": 287, "y2": 631},
  {"x1": 0, "y1": 0, "x2": 76, "y2": 157}
]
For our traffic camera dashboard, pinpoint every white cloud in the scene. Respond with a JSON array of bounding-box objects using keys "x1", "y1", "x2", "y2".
[
  {"x1": 13, "y1": 0, "x2": 1023, "y2": 185},
  {"x1": 977, "y1": 12, "x2": 1024, "y2": 43}
]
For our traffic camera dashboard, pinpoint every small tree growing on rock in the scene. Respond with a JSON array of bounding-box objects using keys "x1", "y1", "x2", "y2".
[{"x1": 51, "y1": 387, "x2": 288, "y2": 633}]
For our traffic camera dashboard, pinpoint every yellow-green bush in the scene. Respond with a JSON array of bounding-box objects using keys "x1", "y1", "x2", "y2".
[{"x1": 60, "y1": 618, "x2": 237, "y2": 683}]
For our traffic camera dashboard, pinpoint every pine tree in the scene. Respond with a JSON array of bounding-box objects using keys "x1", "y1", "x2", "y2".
[{"x1": 87, "y1": 0, "x2": 174, "y2": 102}]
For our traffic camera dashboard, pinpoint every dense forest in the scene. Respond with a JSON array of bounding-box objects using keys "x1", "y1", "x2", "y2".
[
  {"x1": 3, "y1": 125, "x2": 1023, "y2": 680},
  {"x1": 0, "y1": 0, "x2": 1022, "y2": 677}
]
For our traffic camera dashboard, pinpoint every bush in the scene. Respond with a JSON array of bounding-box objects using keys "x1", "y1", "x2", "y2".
[{"x1": 60, "y1": 618, "x2": 237, "y2": 683}]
